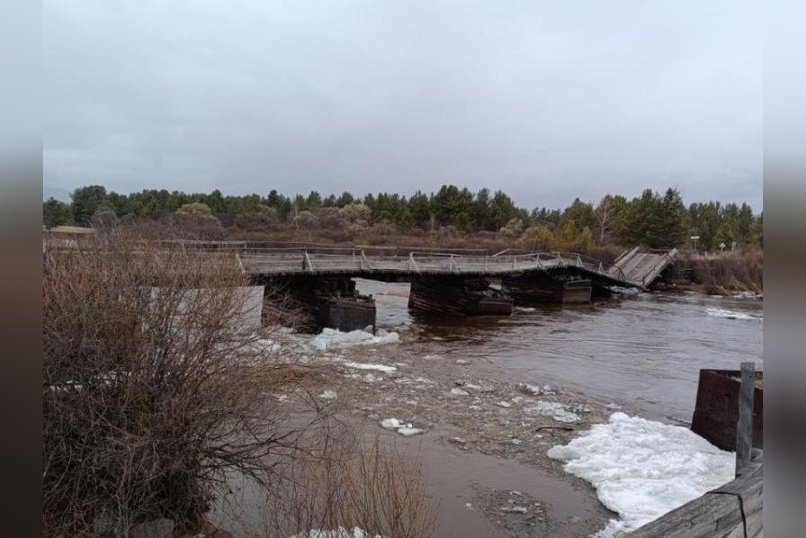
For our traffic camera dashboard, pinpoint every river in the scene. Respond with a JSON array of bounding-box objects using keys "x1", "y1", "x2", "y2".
[{"x1": 359, "y1": 279, "x2": 763, "y2": 423}]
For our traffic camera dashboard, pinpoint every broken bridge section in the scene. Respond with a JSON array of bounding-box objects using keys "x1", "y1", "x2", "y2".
[{"x1": 607, "y1": 247, "x2": 678, "y2": 288}]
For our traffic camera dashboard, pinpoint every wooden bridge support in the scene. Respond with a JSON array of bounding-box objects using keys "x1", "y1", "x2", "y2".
[
  {"x1": 261, "y1": 276, "x2": 376, "y2": 333},
  {"x1": 501, "y1": 273, "x2": 592, "y2": 305},
  {"x1": 408, "y1": 276, "x2": 513, "y2": 316}
]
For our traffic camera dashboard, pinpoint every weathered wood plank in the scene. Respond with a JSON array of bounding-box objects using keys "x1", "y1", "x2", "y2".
[
  {"x1": 628, "y1": 463, "x2": 762, "y2": 537},
  {"x1": 736, "y1": 361, "x2": 755, "y2": 477}
]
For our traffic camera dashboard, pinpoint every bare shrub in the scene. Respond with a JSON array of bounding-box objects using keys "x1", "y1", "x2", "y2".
[
  {"x1": 264, "y1": 432, "x2": 437, "y2": 538},
  {"x1": 685, "y1": 250, "x2": 763, "y2": 293},
  {"x1": 42, "y1": 232, "x2": 318, "y2": 536}
]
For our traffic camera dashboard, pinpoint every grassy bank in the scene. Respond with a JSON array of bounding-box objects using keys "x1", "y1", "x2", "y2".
[{"x1": 680, "y1": 251, "x2": 763, "y2": 295}]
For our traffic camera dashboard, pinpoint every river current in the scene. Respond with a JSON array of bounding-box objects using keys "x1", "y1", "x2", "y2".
[{"x1": 360, "y1": 278, "x2": 763, "y2": 424}]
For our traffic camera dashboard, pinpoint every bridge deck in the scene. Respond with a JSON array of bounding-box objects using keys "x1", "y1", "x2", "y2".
[{"x1": 239, "y1": 249, "x2": 644, "y2": 289}]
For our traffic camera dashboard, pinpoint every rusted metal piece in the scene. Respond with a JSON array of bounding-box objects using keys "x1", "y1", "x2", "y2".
[{"x1": 690, "y1": 368, "x2": 763, "y2": 451}]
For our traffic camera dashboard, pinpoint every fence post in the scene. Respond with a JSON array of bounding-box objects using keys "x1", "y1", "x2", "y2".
[{"x1": 735, "y1": 361, "x2": 755, "y2": 477}]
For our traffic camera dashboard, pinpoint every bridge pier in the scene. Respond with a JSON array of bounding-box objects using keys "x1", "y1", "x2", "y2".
[
  {"x1": 262, "y1": 277, "x2": 376, "y2": 333},
  {"x1": 408, "y1": 276, "x2": 513, "y2": 316},
  {"x1": 501, "y1": 272, "x2": 592, "y2": 305}
]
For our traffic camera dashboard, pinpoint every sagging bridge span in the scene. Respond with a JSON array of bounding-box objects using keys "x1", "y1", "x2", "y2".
[{"x1": 186, "y1": 242, "x2": 677, "y2": 332}]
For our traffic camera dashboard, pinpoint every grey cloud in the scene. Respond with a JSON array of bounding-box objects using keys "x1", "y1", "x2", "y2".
[{"x1": 44, "y1": 0, "x2": 762, "y2": 211}]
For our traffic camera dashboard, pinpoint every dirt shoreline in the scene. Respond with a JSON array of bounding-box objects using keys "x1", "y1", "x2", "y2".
[{"x1": 262, "y1": 332, "x2": 626, "y2": 537}]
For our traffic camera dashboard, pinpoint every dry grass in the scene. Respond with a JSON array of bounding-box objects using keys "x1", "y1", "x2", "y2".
[
  {"x1": 684, "y1": 250, "x2": 763, "y2": 294},
  {"x1": 264, "y1": 432, "x2": 437, "y2": 538}
]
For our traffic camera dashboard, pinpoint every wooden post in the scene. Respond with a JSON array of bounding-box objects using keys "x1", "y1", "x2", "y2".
[{"x1": 735, "y1": 361, "x2": 755, "y2": 477}]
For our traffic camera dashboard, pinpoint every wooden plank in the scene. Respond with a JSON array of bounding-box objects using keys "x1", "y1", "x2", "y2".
[
  {"x1": 735, "y1": 362, "x2": 755, "y2": 477},
  {"x1": 628, "y1": 464, "x2": 762, "y2": 537}
]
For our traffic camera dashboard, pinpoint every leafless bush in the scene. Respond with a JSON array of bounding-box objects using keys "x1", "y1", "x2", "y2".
[
  {"x1": 685, "y1": 250, "x2": 763, "y2": 293},
  {"x1": 42, "y1": 232, "x2": 319, "y2": 536},
  {"x1": 263, "y1": 432, "x2": 437, "y2": 538}
]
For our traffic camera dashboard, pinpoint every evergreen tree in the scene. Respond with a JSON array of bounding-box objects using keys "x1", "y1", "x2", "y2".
[
  {"x1": 70, "y1": 185, "x2": 109, "y2": 226},
  {"x1": 43, "y1": 197, "x2": 70, "y2": 228}
]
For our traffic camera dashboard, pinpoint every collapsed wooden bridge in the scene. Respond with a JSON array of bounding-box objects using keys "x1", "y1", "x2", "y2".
[
  {"x1": 201, "y1": 242, "x2": 675, "y2": 332},
  {"x1": 47, "y1": 237, "x2": 677, "y2": 332}
]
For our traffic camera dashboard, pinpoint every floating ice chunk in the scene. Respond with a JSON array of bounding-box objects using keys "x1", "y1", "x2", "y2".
[
  {"x1": 343, "y1": 361, "x2": 397, "y2": 374},
  {"x1": 319, "y1": 390, "x2": 337, "y2": 400},
  {"x1": 514, "y1": 306, "x2": 536, "y2": 312},
  {"x1": 609, "y1": 286, "x2": 640, "y2": 296},
  {"x1": 705, "y1": 307, "x2": 761, "y2": 321},
  {"x1": 308, "y1": 328, "x2": 400, "y2": 351},
  {"x1": 449, "y1": 388, "x2": 470, "y2": 396},
  {"x1": 380, "y1": 418, "x2": 424, "y2": 436},
  {"x1": 380, "y1": 418, "x2": 403, "y2": 430},
  {"x1": 455, "y1": 359, "x2": 471, "y2": 365},
  {"x1": 528, "y1": 401, "x2": 580, "y2": 423},
  {"x1": 423, "y1": 353, "x2": 446, "y2": 360},
  {"x1": 518, "y1": 383, "x2": 542, "y2": 395},
  {"x1": 547, "y1": 412, "x2": 734, "y2": 537},
  {"x1": 732, "y1": 291, "x2": 760, "y2": 299},
  {"x1": 494, "y1": 401, "x2": 512, "y2": 408},
  {"x1": 500, "y1": 505, "x2": 528, "y2": 514}
]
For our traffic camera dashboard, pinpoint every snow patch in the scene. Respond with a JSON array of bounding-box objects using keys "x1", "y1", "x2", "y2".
[
  {"x1": 547, "y1": 412, "x2": 734, "y2": 536},
  {"x1": 528, "y1": 401, "x2": 580, "y2": 423},
  {"x1": 308, "y1": 328, "x2": 400, "y2": 351},
  {"x1": 706, "y1": 307, "x2": 761, "y2": 321}
]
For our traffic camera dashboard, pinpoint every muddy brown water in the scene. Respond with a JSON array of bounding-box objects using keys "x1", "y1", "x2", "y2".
[
  {"x1": 361, "y1": 279, "x2": 763, "y2": 424},
  {"x1": 215, "y1": 279, "x2": 762, "y2": 537}
]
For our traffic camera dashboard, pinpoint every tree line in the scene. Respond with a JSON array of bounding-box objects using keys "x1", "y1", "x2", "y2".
[{"x1": 43, "y1": 184, "x2": 762, "y2": 251}]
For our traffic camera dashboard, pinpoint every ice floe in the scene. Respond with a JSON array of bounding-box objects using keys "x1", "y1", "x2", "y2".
[
  {"x1": 379, "y1": 418, "x2": 425, "y2": 436},
  {"x1": 527, "y1": 401, "x2": 581, "y2": 423},
  {"x1": 547, "y1": 412, "x2": 734, "y2": 537},
  {"x1": 732, "y1": 291, "x2": 761, "y2": 299},
  {"x1": 343, "y1": 361, "x2": 397, "y2": 374},
  {"x1": 705, "y1": 307, "x2": 761, "y2": 321},
  {"x1": 307, "y1": 328, "x2": 400, "y2": 351},
  {"x1": 318, "y1": 390, "x2": 337, "y2": 400}
]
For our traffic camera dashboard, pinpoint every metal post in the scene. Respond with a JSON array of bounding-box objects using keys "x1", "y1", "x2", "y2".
[{"x1": 735, "y1": 361, "x2": 755, "y2": 477}]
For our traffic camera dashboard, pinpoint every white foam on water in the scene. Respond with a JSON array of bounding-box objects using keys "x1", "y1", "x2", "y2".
[
  {"x1": 514, "y1": 306, "x2": 536, "y2": 312},
  {"x1": 705, "y1": 307, "x2": 761, "y2": 321},
  {"x1": 547, "y1": 412, "x2": 734, "y2": 537},
  {"x1": 307, "y1": 328, "x2": 400, "y2": 351},
  {"x1": 528, "y1": 401, "x2": 581, "y2": 423}
]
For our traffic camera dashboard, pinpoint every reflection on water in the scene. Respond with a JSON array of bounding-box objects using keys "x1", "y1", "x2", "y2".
[{"x1": 356, "y1": 279, "x2": 763, "y2": 422}]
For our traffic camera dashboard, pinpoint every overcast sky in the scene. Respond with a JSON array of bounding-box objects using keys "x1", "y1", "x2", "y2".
[{"x1": 43, "y1": 0, "x2": 762, "y2": 211}]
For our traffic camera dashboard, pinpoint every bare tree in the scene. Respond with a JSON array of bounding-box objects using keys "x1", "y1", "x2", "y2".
[{"x1": 593, "y1": 195, "x2": 614, "y2": 244}]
